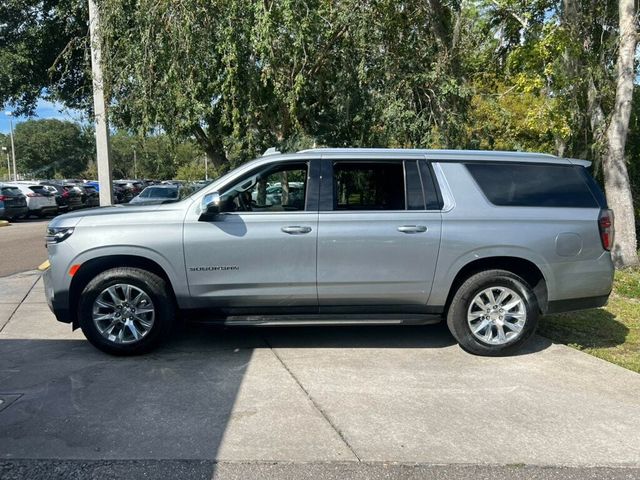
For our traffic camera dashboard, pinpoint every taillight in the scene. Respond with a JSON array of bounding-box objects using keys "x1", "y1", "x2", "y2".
[
  {"x1": 0, "y1": 195, "x2": 5, "y2": 201},
  {"x1": 598, "y1": 209, "x2": 614, "y2": 251},
  {"x1": 62, "y1": 191, "x2": 70, "y2": 198}
]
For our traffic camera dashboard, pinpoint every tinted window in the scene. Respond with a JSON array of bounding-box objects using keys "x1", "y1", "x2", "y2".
[
  {"x1": 418, "y1": 161, "x2": 443, "y2": 210},
  {"x1": 333, "y1": 162, "x2": 405, "y2": 210},
  {"x1": 405, "y1": 161, "x2": 425, "y2": 210},
  {"x1": 466, "y1": 163, "x2": 599, "y2": 208},
  {"x1": 29, "y1": 186, "x2": 51, "y2": 196},
  {"x1": 149, "y1": 188, "x2": 178, "y2": 198},
  {"x1": 0, "y1": 187, "x2": 21, "y2": 196}
]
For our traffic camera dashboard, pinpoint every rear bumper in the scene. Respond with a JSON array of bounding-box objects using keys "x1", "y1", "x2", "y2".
[
  {"x1": 546, "y1": 294, "x2": 610, "y2": 314},
  {"x1": 3, "y1": 206, "x2": 28, "y2": 218},
  {"x1": 42, "y1": 267, "x2": 71, "y2": 323}
]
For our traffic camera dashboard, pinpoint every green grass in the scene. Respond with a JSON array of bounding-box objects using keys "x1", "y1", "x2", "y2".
[{"x1": 539, "y1": 266, "x2": 640, "y2": 373}]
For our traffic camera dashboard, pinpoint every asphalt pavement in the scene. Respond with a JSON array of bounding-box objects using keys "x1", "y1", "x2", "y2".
[
  {"x1": 0, "y1": 271, "x2": 639, "y2": 479},
  {"x1": 0, "y1": 218, "x2": 49, "y2": 277}
]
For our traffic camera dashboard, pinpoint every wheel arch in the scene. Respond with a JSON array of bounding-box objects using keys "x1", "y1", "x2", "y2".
[
  {"x1": 69, "y1": 255, "x2": 177, "y2": 329},
  {"x1": 443, "y1": 256, "x2": 549, "y2": 316}
]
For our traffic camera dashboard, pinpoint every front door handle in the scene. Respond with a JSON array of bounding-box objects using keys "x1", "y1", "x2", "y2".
[
  {"x1": 397, "y1": 225, "x2": 427, "y2": 234},
  {"x1": 281, "y1": 225, "x2": 313, "y2": 235}
]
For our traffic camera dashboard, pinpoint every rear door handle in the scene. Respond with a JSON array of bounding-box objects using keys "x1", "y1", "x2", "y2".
[
  {"x1": 281, "y1": 225, "x2": 313, "y2": 235},
  {"x1": 397, "y1": 225, "x2": 427, "y2": 234}
]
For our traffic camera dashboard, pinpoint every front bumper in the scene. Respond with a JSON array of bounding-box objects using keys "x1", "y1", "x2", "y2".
[{"x1": 42, "y1": 266, "x2": 71, "y2": 323}]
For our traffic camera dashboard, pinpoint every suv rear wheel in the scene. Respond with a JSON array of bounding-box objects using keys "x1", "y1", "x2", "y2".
[
  {"x1": 78, "y1": 267, "x2": 175, "y2": 355},
  {"x1": 446, "y1": 269, "x2": 538, "y2": 356}
]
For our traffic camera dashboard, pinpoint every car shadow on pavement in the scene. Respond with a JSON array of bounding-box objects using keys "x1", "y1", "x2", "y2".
[
  {"x1": 0, "y1": 336, "x2": 253, "y2": 468},
  {"x1": 162, "y1": 321, "x2": 552, "y2": 356},
  {"x1": 0, "y1": 322, "x2": 551, "y2": 478},
  {"x1": 539, "y1": 308, "x2": 629, "y2": 349}
]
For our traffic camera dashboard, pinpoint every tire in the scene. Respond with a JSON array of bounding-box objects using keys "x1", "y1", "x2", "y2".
[
  {"x1": 446, "y1": 269, "x2": 538, "y2": 356},
  {"x1": 78, "y1": 267, "x2": 175, "y2": 355}
]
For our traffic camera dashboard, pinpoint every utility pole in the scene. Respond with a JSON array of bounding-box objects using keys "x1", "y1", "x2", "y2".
[
  {"x1": 2, "y1": 146, "x2": 9, "y2": 181},
  {"x1": 5, "y1": 112, "x2": 17, "y2": 181},
  {"x1": 204, "y1": 155, "x2": 208, "y2": 181},
  {"x1": 88, "y1": 0, "x2": 114, "y2": 205},
  {"x1": 133, "y1": 148, "x2": 137, "y2": 178}
]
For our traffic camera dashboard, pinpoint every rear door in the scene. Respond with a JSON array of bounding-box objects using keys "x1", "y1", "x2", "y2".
[{"x1": 316, "y1": 158, "x2": 442, "y2": 311}]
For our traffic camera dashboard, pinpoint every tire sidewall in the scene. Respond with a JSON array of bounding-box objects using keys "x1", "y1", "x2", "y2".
[
  {"x1": 447, "y1": 271, "x2": 538, "y2": 356},
  {"x1": 78, "y1": 268, "x2": 174, "y2": 355}
]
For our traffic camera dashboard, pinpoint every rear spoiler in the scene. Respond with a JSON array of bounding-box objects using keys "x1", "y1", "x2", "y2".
[{"x1": 566, "y1": 158, "x2": 592, "y2": 168}]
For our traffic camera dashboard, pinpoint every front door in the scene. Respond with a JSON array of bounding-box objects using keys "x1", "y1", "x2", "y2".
[
  {"x1": 317, "y1": 159, "x2": 442, "y2": 311},
  {"x1": 183, "y1": 160, "x2": 318, "y2": 312}
]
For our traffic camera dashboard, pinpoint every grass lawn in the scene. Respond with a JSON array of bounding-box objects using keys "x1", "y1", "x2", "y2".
[{"x1": 539, "y1": 267, "x2": 640, "y2": 373}]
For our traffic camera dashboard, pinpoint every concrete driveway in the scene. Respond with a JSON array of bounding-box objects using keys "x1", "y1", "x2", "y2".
[{"x1": 1, "y1": 271, "x2": 639, "y2": 479}]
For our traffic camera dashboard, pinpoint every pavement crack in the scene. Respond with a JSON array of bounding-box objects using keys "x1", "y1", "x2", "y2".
[
  {"x1": 0, "y1": 274, "x2": 41, "y2": 334},
  {"x1": 261, "y1": 335, "x2": 362, "y2": 462}
]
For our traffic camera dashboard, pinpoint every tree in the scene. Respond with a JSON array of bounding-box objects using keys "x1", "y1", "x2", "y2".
[
  {"x1": 483, "y1": 0, "x2": 639, "y2": 266},
  {"x1": 175, "y1": 160, "x2": 208, "y2": 181},
  {"x1": 13, "y1": 119, "x2": 91, "y2": 178},
  {"x1": 0, "y1": 1, "x2": 91, "y2": 115},
  {"x1": 602, "y1": 0, "x2": 638, "y2": 267}
]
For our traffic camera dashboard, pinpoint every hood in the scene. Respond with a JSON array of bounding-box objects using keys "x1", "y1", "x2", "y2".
[{"x1": 47, "y1": 202, "x2": 182, "y2": 229}]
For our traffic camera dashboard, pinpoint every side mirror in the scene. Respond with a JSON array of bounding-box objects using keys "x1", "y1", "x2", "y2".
[{"x1": 200, "y1": 192, "x2": 221, "y2": 220}]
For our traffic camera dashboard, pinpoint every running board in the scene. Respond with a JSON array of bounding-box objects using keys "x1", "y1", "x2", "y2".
[{"x1": 223, "y1": 313, "x2": 441, "y2": 327}]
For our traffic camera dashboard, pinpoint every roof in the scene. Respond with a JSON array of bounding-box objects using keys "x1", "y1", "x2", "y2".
[{"x1": 289, "y1": 148, "x2": 590, "y2": 166}]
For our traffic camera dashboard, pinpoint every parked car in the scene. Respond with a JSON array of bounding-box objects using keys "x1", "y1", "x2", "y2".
[
  {"x1": 84, "y1": 181, "x2": 127, "y2": 204},
  {"x1": 128, "y1": 185, "x2": 180, "y2": 205},
  {"x1": 43, "y1": 148, "x2": 614, "y2": 356},
  {"x1": 113, "y1": 180, "x2": 144, "y2": 202},
  {"x1": 0, "y1": 183, "x2": 29, "y2": 220},
  {"x1": 7, "y1": 183, "x2": 57, "y2": 218},
  {"x1": 40, "y1": 182, "x2": 84, "y2": 212},
  {"x1": 82, "y1": 185, "x2": 100, "y2": 208},
  {"x1": 251, "y1": 181, "x2": 305, "y2": 207}
]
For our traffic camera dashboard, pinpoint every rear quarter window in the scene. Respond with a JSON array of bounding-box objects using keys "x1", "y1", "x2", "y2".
[{"x1": 466, "y1": 163, "x2": 600, "y2": 208}]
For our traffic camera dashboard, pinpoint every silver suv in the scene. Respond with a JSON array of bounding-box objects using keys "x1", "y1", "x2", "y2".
[{"x1": 43, "y1": 149, "x2": 614, "y2": 356}]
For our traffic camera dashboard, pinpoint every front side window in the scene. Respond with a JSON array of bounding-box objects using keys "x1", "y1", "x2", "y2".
[
  {"x1": 333, "y1": 162, "x2": 405, "y2": 210},
  {"x1": 220, "y1": 162, "x2": 308, "y2": 212}
]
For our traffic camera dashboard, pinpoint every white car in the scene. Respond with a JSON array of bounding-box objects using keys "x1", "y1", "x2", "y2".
[{"x1": 7, "y1": 183, "x2": 58, "y2": 218}]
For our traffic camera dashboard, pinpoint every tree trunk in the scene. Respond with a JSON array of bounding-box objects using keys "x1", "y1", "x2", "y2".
[
  {"x1": 192, "y1": 124, "x2": 228, "y2": 171},
  {"x1": 603, "y1": 0, "x2": 639, "y2": 267}
]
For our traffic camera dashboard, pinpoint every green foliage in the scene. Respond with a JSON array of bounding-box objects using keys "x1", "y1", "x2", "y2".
[
  {"x1": 13, "y1": 119, "x2": 91, "y2": 178},
  {"x1": 175, "y1": 160, "x2": 209, "y2": 182},
  {"x1": 99, "y1": 0, "x2": 470, "y2": 165},
  {"x1": 540, "y1": 267, "x2": 640, "y2": 373},
  {"x1": 0, "y1": 0, "x2": 91, "y2": 115},
  {"x1": 109, "y1": 132, "x2": 204, "y2": 179}
]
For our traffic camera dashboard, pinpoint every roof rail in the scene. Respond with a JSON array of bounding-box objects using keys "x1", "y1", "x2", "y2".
[{"x1": 262, "y1": 147, "x2": 281, "y2": 156}]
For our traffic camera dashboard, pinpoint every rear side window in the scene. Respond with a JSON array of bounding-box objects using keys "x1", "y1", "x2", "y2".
[
  {"x1": 333, "y1": 162, "x2": 405, "y2": 210},
  {"x1": 466, "y1": 163, "x2": 599, "y2": 208}
]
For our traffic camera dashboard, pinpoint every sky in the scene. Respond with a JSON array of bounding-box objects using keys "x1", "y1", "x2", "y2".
[{"x1": 0, "y1": 99, "x2": 83, "y2": 134}]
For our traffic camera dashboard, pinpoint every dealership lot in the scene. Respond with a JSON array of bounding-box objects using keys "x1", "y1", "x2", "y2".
[{"x1": 0, "y1": 270, "x2": 639, "y2": 479}]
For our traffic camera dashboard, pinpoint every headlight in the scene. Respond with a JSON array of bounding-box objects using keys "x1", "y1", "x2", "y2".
[{"x1": 46, "y1": 227, "x2": 75, "y2": 244}]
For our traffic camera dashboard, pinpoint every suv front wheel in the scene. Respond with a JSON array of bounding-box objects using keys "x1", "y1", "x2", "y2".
[
  {"x1": 447, "y1": 269, "x2": 538, "y2": 356},
  {"x1": 78, "y1": 267, "x2": 175, "y2": 355}
]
